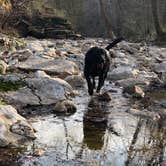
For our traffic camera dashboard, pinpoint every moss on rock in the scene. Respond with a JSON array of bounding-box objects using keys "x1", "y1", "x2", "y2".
[{"x1": 0, "y1": 80, "x2": 26, "y2": 92}]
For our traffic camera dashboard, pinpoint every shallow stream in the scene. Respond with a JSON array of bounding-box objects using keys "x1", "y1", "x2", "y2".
[{"x1": 0, "y1": 82, "x2": 166, "y2": 166}]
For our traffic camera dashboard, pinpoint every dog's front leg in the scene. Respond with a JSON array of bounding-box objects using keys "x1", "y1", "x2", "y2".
[
  {"x1": 92, "y1": 77, "x2": 96, "y2": 90},
  {"x1": 97, "y1": 74, "x2": 105, "y2": 93}
]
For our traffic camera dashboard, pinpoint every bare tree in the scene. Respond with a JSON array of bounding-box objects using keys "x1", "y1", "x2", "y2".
[
  {"x1": 150, "y1": 0, "x2": 166, "y2": 40},
  {"x1": 0, "y1": 0, "x2": 12, "y2": 29},
  {"x1": 98, "y1": 0, "x2": 114, "y2": 39},
  {"x1": 0, "y1": 0, "x2": 31, "y2": 29}
]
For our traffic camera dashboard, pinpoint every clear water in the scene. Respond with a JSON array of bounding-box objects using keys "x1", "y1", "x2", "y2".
[{"x1": 1, "y1": 86, "x2": 166, "y2": 166}]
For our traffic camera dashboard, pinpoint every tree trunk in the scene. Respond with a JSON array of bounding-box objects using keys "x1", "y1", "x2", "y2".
[
  {"x1": 99, "y1": 0, "x2": 114, "y2": 39},
  {"x1": 0, "y1": 0, "x2": 12, "y2": 29},
  {"x1": 151, "y1": 0, "x2": 165, "y2": 37}
]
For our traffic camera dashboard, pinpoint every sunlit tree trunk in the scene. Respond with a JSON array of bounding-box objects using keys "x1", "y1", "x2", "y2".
[
  {"x1": 151, "y1": 0, "x2": 166, "y2": 40},
  {"x1": 151, "y1": 0, "x2": 162, "y2": 35},
  {"x1": 98, "y1": 0, "x2": 114, "y2": 39}
]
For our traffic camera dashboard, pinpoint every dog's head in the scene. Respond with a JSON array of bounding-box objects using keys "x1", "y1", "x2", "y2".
[{"x1": 115, "y1": 37, "x2": 124, "y2": 43}]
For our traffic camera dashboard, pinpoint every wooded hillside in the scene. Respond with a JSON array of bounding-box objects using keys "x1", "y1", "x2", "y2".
[{"x1": 0, "y1": 0, "x2": 165, "y2": 41}]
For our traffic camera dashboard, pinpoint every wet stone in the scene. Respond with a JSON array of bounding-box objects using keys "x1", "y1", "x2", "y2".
[
  {"x1": 53, "y1": 99, "x2": 77, "y2": 114},
  {"x1": 97, "y1": 92, "x2": 112, "y2": 101},
  {"x1": 123, "y1": 85, "x2": 145, "y2": 98}
]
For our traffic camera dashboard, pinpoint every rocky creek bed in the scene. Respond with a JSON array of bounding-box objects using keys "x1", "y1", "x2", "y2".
[{"x1": 0, "y1": 33, "x2": 165, "y2": 166}]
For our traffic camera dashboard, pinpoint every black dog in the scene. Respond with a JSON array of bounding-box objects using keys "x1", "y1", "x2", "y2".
[{"x1": 84, "y1": 38, "x2": 123, "y2": 95}]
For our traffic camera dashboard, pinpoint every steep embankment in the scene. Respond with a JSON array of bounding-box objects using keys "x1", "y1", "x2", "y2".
[{"x1": 0, "y1": 0, "x2": 81, "y2": 39}]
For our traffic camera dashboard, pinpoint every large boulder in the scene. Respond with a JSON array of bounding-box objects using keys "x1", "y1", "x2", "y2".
[
  {"x1": 25, "y1": 77, "x2": 74, "y2": 105},
  {"x1": 16, "y1": 56, "x2": 79, "y2": 78},
  {"x1": 6, "y1": 76, "x2": 74, "y2": 106},
  {"x1": 0, "y1": 105, "x2": 35, "y2": 147}
]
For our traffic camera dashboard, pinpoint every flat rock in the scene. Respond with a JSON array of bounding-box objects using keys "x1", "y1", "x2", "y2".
[
  {"x1": 25, "y1": 41, "x2": 45, "y2": 52},
  {"x1": 153, "y1": 62, "x2": 166, "y2": 73},
  {"x1": 149, "y1": 46, "x2": 166, "y2": 58},
  {"x1": 16, "y1": 56, "x2": 79, "y2": 77},
  {"x1": 108, "y1": 66, "x2": 138, "y2": 81},
  {"x1": 5, "y1": 87, "x2": 40, "y2": 107},
  {"x1": 118, "y1": 41, "x2": 139, "y2": 54},
  {"x1": 116, "y1": 78, "x2": 150, "y2": 88}
]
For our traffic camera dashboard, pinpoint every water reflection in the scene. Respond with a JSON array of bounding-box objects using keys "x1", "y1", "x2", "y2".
[
  {"x1": 125, "y1": 117, "x2": 166, "y2": 166},
  {"x1": 83, "y1": 98, "x2": 108, "y2": 150},
  {"x1": 1, "y1": 90, "x2": 166, "y2": 166}
]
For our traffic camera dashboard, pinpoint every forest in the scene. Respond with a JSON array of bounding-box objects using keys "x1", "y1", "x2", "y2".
[{"x1": 0, "y1": 0, "x2": 166, "y2": 40}]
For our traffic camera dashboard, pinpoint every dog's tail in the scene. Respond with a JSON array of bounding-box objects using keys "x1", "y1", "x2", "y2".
[{"x1": 105, "y1": 37, "x2": 123, "y2": 50}]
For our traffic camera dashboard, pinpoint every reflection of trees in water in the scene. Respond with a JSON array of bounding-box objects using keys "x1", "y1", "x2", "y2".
[
  {"x1": 62, "y1": 118, "x2": 76, "y2": 160},
  {"x1": 60, "y1": 98, "x2": 166, "y2": 165},
  {"x1": 126, "y1": 117, "x2": 166, "y2": 165}
]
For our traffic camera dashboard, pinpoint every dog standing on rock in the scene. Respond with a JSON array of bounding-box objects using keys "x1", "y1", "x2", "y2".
[{"x1": 84, "y1": 38, "x2": 123, "y2": 95}]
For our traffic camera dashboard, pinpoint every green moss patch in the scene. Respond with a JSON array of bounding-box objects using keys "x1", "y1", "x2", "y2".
[
  {"x1": 0, "y1": 80, "x2": 27, "y2": 92},
  {"x1": 0, "y1": 101, "x2": 7, "y2": 105}
]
